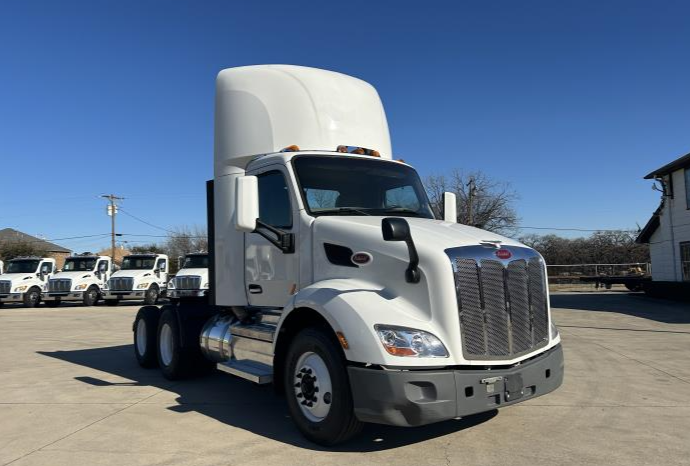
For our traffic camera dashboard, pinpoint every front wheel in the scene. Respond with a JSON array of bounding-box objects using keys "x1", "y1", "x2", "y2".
[
  {"x1": 23, "y1": 288, "x2": 41, "y2": 308},
  {"x1": 144, "y1": 285, "x2": 159, "y2": 305},
  {"x1": 83, "y1": 286, "x2": 99, "y2": 306},
  {"x1": 284, "y1": 327, "x2": 362, "y2": 446}
]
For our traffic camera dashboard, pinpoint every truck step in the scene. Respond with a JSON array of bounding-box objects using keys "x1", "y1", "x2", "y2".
[
  {"x1": 230, "y1": 323, "x2": 276, "y2": 342},
  {"x1": 217, "y1": 359, "x2": 273, "y2": 384}
]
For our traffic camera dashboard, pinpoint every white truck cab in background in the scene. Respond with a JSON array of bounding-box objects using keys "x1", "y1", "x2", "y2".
[
  {"x1": 42, "y1": 255, "x2": 112, "y2": 307},
  {"x1": 0, "y1": 257, "x2": 56, "y2": 307},
  {"x1": 104, "y1": 254, "x2": 168, "y2": 306},
  {"x1": 131, "y1": 65, "x2": 563, "y2": 446},
  {"x1": 0, "y1": 260, "x2": 4, "y2": 275},
  {"x1": 168, "y1": 253, "x2": 209, "y2": 302}
]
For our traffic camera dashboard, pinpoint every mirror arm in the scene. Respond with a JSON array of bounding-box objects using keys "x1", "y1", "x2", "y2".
[
  {"x1": 255, "y1": 220, "x2": 295, "y2": 254},
  {"x1": 403, "y1": 238, "x2": 421, "y2": 284}
]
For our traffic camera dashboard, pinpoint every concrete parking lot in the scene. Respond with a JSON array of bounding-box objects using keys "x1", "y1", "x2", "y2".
[{"x1": 1, "y1": 293, "x2": 689, "y2": 466}]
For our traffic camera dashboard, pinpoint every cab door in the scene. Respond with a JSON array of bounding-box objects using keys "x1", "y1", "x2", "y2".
[{"x1": 244, "y1": 167, "x2": 299, "y2": 307}]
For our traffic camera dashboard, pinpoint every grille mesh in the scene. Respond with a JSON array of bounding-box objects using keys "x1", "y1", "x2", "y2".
[
  {"x1": 0, "y1": 281, "x2": 10, "y2": 294},
  {"x1": 48, "y1": 279, "x2": 72, "y2": 293},
  {"x1": 109, "y1": 277, "x2": 134, "y2": 291},
  {"x1": 174, "y1": 276, "x2": 201, "y2": 290},
  {"x1": 454, "y1": 254, "x2": 549, "y2": 359}
]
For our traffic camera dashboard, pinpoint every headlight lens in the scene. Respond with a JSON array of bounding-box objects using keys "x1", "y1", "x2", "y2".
[
  {"x1": 75, "y1": 284, "x2": 88, "y2": 290},
  {"x1": 375, "y1": 325, "x2": 448, "y2": 358},
  {"x1": 137, "y1": 283, "x2": 149, "y2": 289},
  {"x1": 14, "y1": 285, "x2": 28, "y2": 292},
  {"x1": 550, "y1": 322, "x2": 559, "y2": 339},
  {"x1": 203, "y1": 283, "x2": 209, "y2": 288},
  {"x1": 167, "y1": 281, "x2": 175, "y2": 288}
]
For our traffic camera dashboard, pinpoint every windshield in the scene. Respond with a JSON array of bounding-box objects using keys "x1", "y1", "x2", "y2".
[
  {"x1": 183, "y1": 255, "x2": 208, "y2": 269},
  {"x1": 62, "y1": 258, "x2": 97, "y2": 271},
  {"x1": 121, "y1": 256, "x2": 156, "y2": 270},
  {"x1": 293, "y1": 156, "x2": 435, "y2": 218},
  {"x1": 7, "y1": 260, "x2": 40, "y2": 274}
]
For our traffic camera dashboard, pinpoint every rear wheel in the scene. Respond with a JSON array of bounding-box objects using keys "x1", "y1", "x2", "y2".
[
  {"x1": 157, "y1": 308, "x2": 194, "y2": 380},
  {"x1": 83, "y1": 286, "x2": 99, "y2": 306},
  {"x1": 44, "y1": 299, "x2": 61, "y2": 308},
  {"x1": 284, "y1": 327, "x2": 362, "y2": 445},
  {"x1": 133, "y1": 306, "x2": 160, "y2": 368},
  {"x1": 144, "y1": 285, "x2": 159, "y2": 305},
  {"x1": 23, "y1": 288, "x2": 41, "y2": 308}
]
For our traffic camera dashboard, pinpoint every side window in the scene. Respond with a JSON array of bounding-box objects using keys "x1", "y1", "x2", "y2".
[
  {"x1": 258, "y1": 171, "x2": 292, "y2": 228},
  {"x1": 156, "y1": 259, "x2": 167, "y2": 272},
  {"x1": 98, "y1": 260, "x2": 109, "y2": 272},
  {"x1": 40, "y1": 262, "x2": 53, "y2": 273},
  {"x1": 385, "y1": 185, "x2": 420, "y2": 211}
]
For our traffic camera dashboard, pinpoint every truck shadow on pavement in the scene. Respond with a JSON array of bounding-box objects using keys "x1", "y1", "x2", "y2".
[
  {"x1": 550, "y1": 293, "x2": 690, "y2": 325},
  {"x1": 38, "y1": 344, "x2": 496, "y2": 452}
]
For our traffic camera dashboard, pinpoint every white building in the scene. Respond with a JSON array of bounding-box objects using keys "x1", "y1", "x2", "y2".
[{"x1": 637, "y1": 153, "x2": 690, "y2": 291}]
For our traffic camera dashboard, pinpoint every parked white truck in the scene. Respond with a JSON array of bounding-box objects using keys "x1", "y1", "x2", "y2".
[
  {"x1": 131, "y1": 65, "x2": 563, "y2": 445},
  {"x1": 0, "y1": 260, "x2": 4, "y2": 275},
  {"x1": 0, "y1": 257, "x2": 56, "y2": 307},
  {"x1": 104, "y1": 254, "x2": 168, "y2": 306},
  {"x1": 42, "y1": 255, "x2": 112, "y2": 307},
  {"x1": 167, "y1": 253, "x2": 209, "y2": 302}
]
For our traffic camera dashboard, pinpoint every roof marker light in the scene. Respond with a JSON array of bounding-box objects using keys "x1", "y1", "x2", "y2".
[{"x1": 281, "y1": 145, "x2": 300, "y2": 152}]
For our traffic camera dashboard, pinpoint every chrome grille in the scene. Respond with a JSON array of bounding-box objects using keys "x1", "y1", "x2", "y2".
[
  {"x1": 448, "y1": 245, "x2": 550, "y2": 360},
  {"x1": 109, "y1": 277, "x2": 134, "y2": 291},
  {"x1": 0, "y1": 281, "x2": 10, "y2": 294},
  {"x1": 48, "y1": 279, "x2": 72, "y2": 293},
  {"x1": 175, "y1": 275, "x2": 201, "y2": 290}
]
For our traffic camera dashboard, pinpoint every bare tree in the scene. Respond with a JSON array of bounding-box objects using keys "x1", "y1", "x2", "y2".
[
  {"x1": 425, "y1": 170, "x2": 519, "y2": 235},
  {"x1": 0, "y1": 241, "x2": 47, "y2": 261},
  {"x1": 165, "y1": 226, "x2": 208, "y2": 274}
]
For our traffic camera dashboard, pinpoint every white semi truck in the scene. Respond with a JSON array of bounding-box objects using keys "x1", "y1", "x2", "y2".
[
  {"x1": 131, "y1": 65, "x2": 563, "y2": 445},
  {"x1": 167, "y1": 253, "x2": 209, "y2": 302},
  {"x1": 0, "y1": 257, "x2": 56, "y2": 307},
  {"x1": 104, "y1": 253, "x2": 168, "y2": 306},
  {"x1": 42, "y1": 255, "x2": 112, "y2": 307}
]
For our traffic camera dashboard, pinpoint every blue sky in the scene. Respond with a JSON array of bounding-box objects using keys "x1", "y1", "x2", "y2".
[{"x1": 1, "y1": 0, "x2": 689, "y2": 252}]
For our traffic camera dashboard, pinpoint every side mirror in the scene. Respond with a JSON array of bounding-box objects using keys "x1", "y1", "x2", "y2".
[
  {"x1": 382, "y1": 218, "x2": 420, "y2": 284},
  {"x1": 236, "y1": 176, "x2": 259, "y2": 232},
  {"x1": 443, "y1": 192, "x2": 457, "y2": 223}
]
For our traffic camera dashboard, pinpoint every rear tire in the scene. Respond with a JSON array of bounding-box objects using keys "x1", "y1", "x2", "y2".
[
  {"x1": 105, "y1": 299, "x2": 119, "y2": 306},
  {"x1": 144, "y1": 285, "x2": 159, "y2": 305},
  {"x1": 83, "y1": 286, "x2": 99, "y2": 306},
  {"x1": 133, "y1": 306, "x2": 160, "y2": 368},
  {"x1": 23, "y1": 288, "x2": 41, "y2": 308},
  {"x1": 157, "y1": 308, "x2": 194, "y2": 380},
  {"x1": 284, "y1": 327, "x2": 362, "y2": 445},
  {"x1": 44, "y1": 299, "x2": 61, "y2": 308}
]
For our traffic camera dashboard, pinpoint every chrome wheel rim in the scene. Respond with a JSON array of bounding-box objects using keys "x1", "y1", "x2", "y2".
[
  {"x1": 135, "y1": 319, "x2": 147, "y2": 357},
  {"x1": 159, "y1": 323, "x2": 174, "y2": 366},
  {"x1": 293, "y1": 351, "x2": 332, "y2": 422}
]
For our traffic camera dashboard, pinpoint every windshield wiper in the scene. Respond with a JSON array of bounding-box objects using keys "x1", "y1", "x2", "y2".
[
  {"x1": 316, "y1": 207, "x2": 372, "y2": 216},
  {"x1": 381, "y1": 207, "x2": 424, "y2": 217}
]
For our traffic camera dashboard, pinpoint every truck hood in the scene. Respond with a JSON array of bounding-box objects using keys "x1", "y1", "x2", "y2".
[
  {"x1": 0, "y1": 273, "x2": 38, "y2": 285},
  {"x1": 110, "y1": 270, "x2": 156, "y2": 281},
  {"x1": 313, "y1": 216, "x2": 525, "y2": 250},
  {"x1": 52, "y1": 271, "x2": 95, "y2": 281}
]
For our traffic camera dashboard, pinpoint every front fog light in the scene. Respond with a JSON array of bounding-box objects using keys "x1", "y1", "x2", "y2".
[
  {"x1": 550, "y1": 322, "x2": 559, "y2": 339},
  {"x1": 375, "y1": 325, "x2": 448, "y2": 358}
]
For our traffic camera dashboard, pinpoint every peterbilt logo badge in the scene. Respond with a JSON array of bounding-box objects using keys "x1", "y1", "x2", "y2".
[
  {"x1": 351, "y1": 252, "x2": 373, "y2": 266},
  {"x1": 495, "y1": 249, "x2": 512, "y2": 260}
]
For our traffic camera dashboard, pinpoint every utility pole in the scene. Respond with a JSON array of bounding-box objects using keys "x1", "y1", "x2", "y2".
[
  {"x1": 102, "y1": 194, "x2": 124, "y2": 264},
  {"x1": 467, "y1": 177, "x2": 476, "y2": 226}
]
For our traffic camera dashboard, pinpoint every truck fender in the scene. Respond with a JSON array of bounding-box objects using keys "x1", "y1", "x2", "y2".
[{"x1": 274, "y1": 278, "x2": 432, "y2": 367}]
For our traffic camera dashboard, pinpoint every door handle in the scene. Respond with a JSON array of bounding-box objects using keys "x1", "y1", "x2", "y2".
[{"x1": 248, "y1": 284, "x2": 263, "y2": 294}]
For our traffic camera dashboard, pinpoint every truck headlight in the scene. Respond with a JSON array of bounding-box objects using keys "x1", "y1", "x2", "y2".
[
  {"x1": 375, "y1": 325, "x2": 448, "y2": 358},
  {"x1": 167, "y1": 281, "x2": 175, "y2": 288},
  {"x1": 14, "y1": 285, "x2": 28, "y2": 292},
  {"x1": 203, "y1": 283, "x2": 209, "y2": 288},
  {"x1": 75, "y1": 284, "x2": 88, "y2": 290},
  {"x1": 137, "y1": 283, "x2": 150, "y2": 289},
  {"x1": 550, "y1": 322, "x2": 559, "y2": 339}
]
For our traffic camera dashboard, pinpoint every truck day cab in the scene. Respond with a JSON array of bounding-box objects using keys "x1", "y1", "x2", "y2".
[
  {"x1": 131, "y1": 65, "x2": 564, "y2": 445},
  {"x1": 167, "y1": 253, "x2": 209, "y2": 302},
  {"x1": 43, "y1": 255, "x2": 112, "y2": 307},
  {"x1": 0, "y1": 257, "x2": 56, "y2": 307},
  {"x1": 104, "y1": 254, "x2": 168, "y2": 306}
]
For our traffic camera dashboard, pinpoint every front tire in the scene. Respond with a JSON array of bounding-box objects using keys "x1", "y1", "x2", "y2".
[
  {"x1": 23, "y1": 288, "x2": 41, "y2": 308},
  {"x1": 157, "y1": 308, "x2": 194, "y2": 380},
  {"x1": 133, "y1": 306, "x2": 160, "y2": 368},
  {"x1": 144, "y1": 285, "x2": 159, "y2": 305},
  {"x1": 83, "y1": 286, "x2": 99, "y2": 306},
  {"x1": 284, "y1": 327, "x2": 362, "y2": 445}
]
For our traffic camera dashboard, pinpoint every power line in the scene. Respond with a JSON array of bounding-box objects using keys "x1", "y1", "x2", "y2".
[{"x1": 117, "y1": 207, "x2": 175, "y2": 233}]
